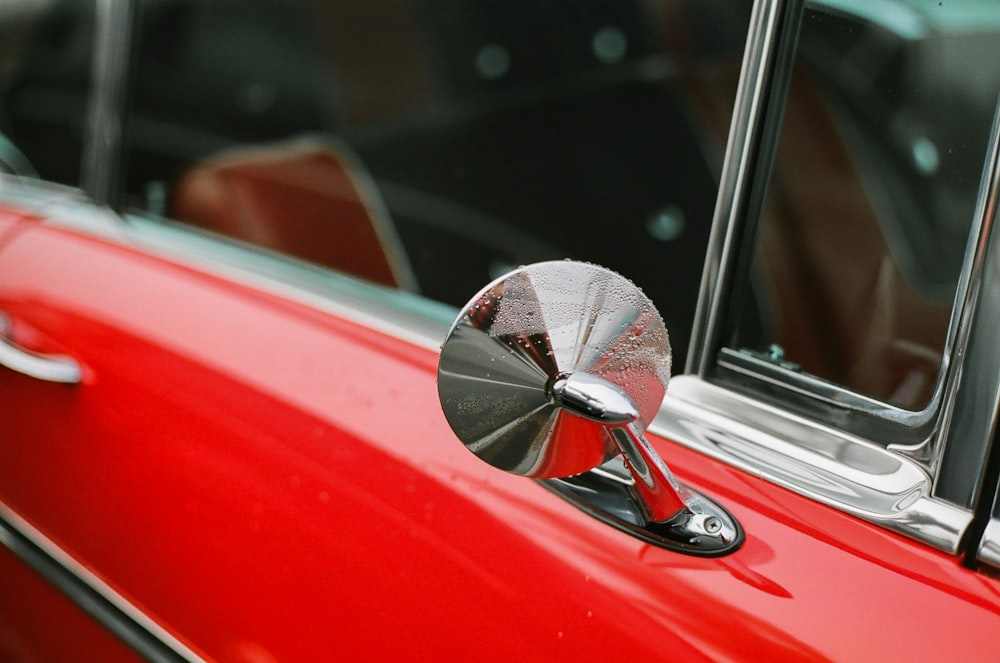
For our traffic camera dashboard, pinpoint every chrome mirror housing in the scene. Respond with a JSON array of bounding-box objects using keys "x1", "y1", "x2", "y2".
[{"x1": 438, "y1": 261, "x2": 743, "y2": 556}]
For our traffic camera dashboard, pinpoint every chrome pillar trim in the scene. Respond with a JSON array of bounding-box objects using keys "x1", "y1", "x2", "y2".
[
  {"x1": 932, "y1": 93, "x2": 1000, "y2": 507},
  {"x1": 655, "y1": 376, "x2": 972, "y2": 553},
  {"x1": 0, "y1": 501, "x2": 207, "y2": 663},
  {"x1": 82, "y1": 0, "x2": 136, "y2": 206},
  {"x1": 687, "y1": 0, "x2": 803, "y2": 376},
  {"x1": 976, "y1": 518, "x2": 1000, "y2": 570}
]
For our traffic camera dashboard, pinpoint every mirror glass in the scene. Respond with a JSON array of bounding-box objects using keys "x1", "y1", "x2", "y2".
[{"x1": 437, "y1": 261, "x2": 671, "y2": 478}]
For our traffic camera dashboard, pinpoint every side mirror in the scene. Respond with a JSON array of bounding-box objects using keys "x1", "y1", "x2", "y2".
[{"x1": 438, "y1": 261, "x2": 742, "y2": 556}]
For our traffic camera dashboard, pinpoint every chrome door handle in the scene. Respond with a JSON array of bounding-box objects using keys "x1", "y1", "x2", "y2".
[{"x1": 0, "y1": 315, "x2": 82, "y2": 384}]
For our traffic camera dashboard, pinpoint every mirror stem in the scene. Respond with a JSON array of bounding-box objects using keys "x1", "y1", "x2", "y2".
[
  {"x1": 551, "y1": 371, "x2": 692, "y2": 524},
  {"x1": 610, "y1": 425, "x2": 691, "y2": 523}
]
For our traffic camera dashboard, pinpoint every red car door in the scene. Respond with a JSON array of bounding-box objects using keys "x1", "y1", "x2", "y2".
[
  {"x1": 2, "y1": 198, "x2": 1000, "y2": 661},
  {"x1": 2, "y1": 0, "x2": 1000, "y2": 658},
  {"x1": 0, "y1": 208, "x2": 151, "y2": 662}
]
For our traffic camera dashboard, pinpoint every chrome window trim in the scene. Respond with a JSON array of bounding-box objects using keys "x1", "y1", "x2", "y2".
[
  {"x1": 0, "y1": 177, "x2": 454, "y2": 352},
  {"x1": 972, "y1": 110, "x2": 1000, "y2": 564},
  {"x1": 977, "y1": 519, "x2": 1000, "y2": 570},
  {"x1": 0, "y1": 176, "x2": 84, "y2": 210},
  {"x1": 932, "y1": 96, "x2": 1000, "y2": 507},
  {"x1": 0, "y1": 500, "x2": 207, "y2": 663},
  {"x1": 118, "y1": 213, "x2": 456, "y2": 351},
  {"x1": 688, "y1": 0, "x2": 804, "y2": 377},
  {"x1": 718, "y1": 348, "x2": 929, "y2": 428},
  {"x1": 689, "y1": 0, "x2": 948, "y2": 432},
  {"x1": 687, "y1": 0, "x2": 1000, "y2": 510},
  {"x1": 655, "y1": 376, "x2": 972, "y2": 552}
]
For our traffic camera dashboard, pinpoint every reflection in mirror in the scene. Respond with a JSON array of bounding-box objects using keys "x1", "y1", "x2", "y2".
[
  {"x1": 725, "y1": 0, "x2": 1000, "y2": 410},
  {"x1": 437, "y1": 261, "x2": 671, "y2": 479}
]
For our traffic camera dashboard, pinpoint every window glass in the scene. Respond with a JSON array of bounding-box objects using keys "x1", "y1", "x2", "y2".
[
  {"x1": 726, "y1": 0, "x2": 1000, "y2": 409},
  {"x1": 123, "y1": 0, "x2": 751, "y2": 371},
  {"x1": 0, "y1": 0, "x2": 96, "y2": 184}
]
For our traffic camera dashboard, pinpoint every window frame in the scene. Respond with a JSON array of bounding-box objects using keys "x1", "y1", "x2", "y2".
[{"x1": 687, "y1": 0, "x2": 1000, "y2": 509}]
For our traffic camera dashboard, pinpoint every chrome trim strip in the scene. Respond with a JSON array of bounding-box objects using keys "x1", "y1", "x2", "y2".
[
  {"x1": 0, "y1": 174, "x2": 455, "y2": 353},
  {"x1": 82, "y1": 0, "x2": 136, "y2": 205},
  {"x1": 688, "y1": 0, "x2": 802, "y2": 375},
  {"x1": 0, "y1": 502, "x2": 207, "y2": 663},
  {"x1": 653, "y1": 376, "x2": 972, "y2": 553},
  {"x1": 977, "y1": 518, "x2": 1000, "y2": 570},
  {"x1": 719, "y1": 348, "x2": 927, "y2": 427},
  {"x1": 933, "y1": 92, "x2": 1000, "y2": 507},
  {"x1": 0, "y1": 174, "x2": 87, "y2": 209},
  {"x1": 119, "y1": 215, "x2": 455, "y2": 350},
  {"x1": 10, "y1": 182, "x2": 456, "y2": 351}
]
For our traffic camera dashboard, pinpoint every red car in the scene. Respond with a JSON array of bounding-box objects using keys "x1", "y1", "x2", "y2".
[{"x1": 2, "y1": 0, "x2": 1000, "y2": 660}]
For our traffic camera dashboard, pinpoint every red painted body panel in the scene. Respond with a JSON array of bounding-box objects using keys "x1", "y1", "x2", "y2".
[
  {"x1": 0, "y1": 546, "x2": 144, "y2": 662},
  {"x1": 1, "y1": 220, "x2": 999, "y2": 661},
  {"x1": 0, "y1": 546, "x2": 142, "y2": 663}
]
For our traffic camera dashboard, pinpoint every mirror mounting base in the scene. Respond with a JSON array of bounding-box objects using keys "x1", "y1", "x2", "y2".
[{"x1": 544, "y1": 459, "x2": 744, "y2": 557}]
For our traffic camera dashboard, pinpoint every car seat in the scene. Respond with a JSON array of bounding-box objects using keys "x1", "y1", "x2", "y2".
[{"x1": 169, "y1": 136, "x2": 417, "y2": 290}]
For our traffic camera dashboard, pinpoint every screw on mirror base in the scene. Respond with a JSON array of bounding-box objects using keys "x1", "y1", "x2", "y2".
[{"x1": 543, "y1": 462, "x2": 744, "y2": 557}]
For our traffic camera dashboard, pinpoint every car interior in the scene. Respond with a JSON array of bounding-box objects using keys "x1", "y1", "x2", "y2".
[{"x1": 1, "y1": 0, "x2": 998, "y2": 411}]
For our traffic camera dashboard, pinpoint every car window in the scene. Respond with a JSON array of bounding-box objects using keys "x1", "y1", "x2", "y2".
[
  {"x1": 0, "y1": 0, "x2": 96, "y2": 183},
  {"x1": 119, "y1": 0, "x2": 752, "y2": 372},
  {"x1": 722, "y1": 0, "x2": 1000, "y2": 410}
]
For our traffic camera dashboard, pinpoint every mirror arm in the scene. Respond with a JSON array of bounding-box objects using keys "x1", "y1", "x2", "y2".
[
  {"x1": 551, "y1": 371, "x2": 708, "y2": 527},
  {"x1": 610, "y1": 424, "x2": 691, "y2": 524}
]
